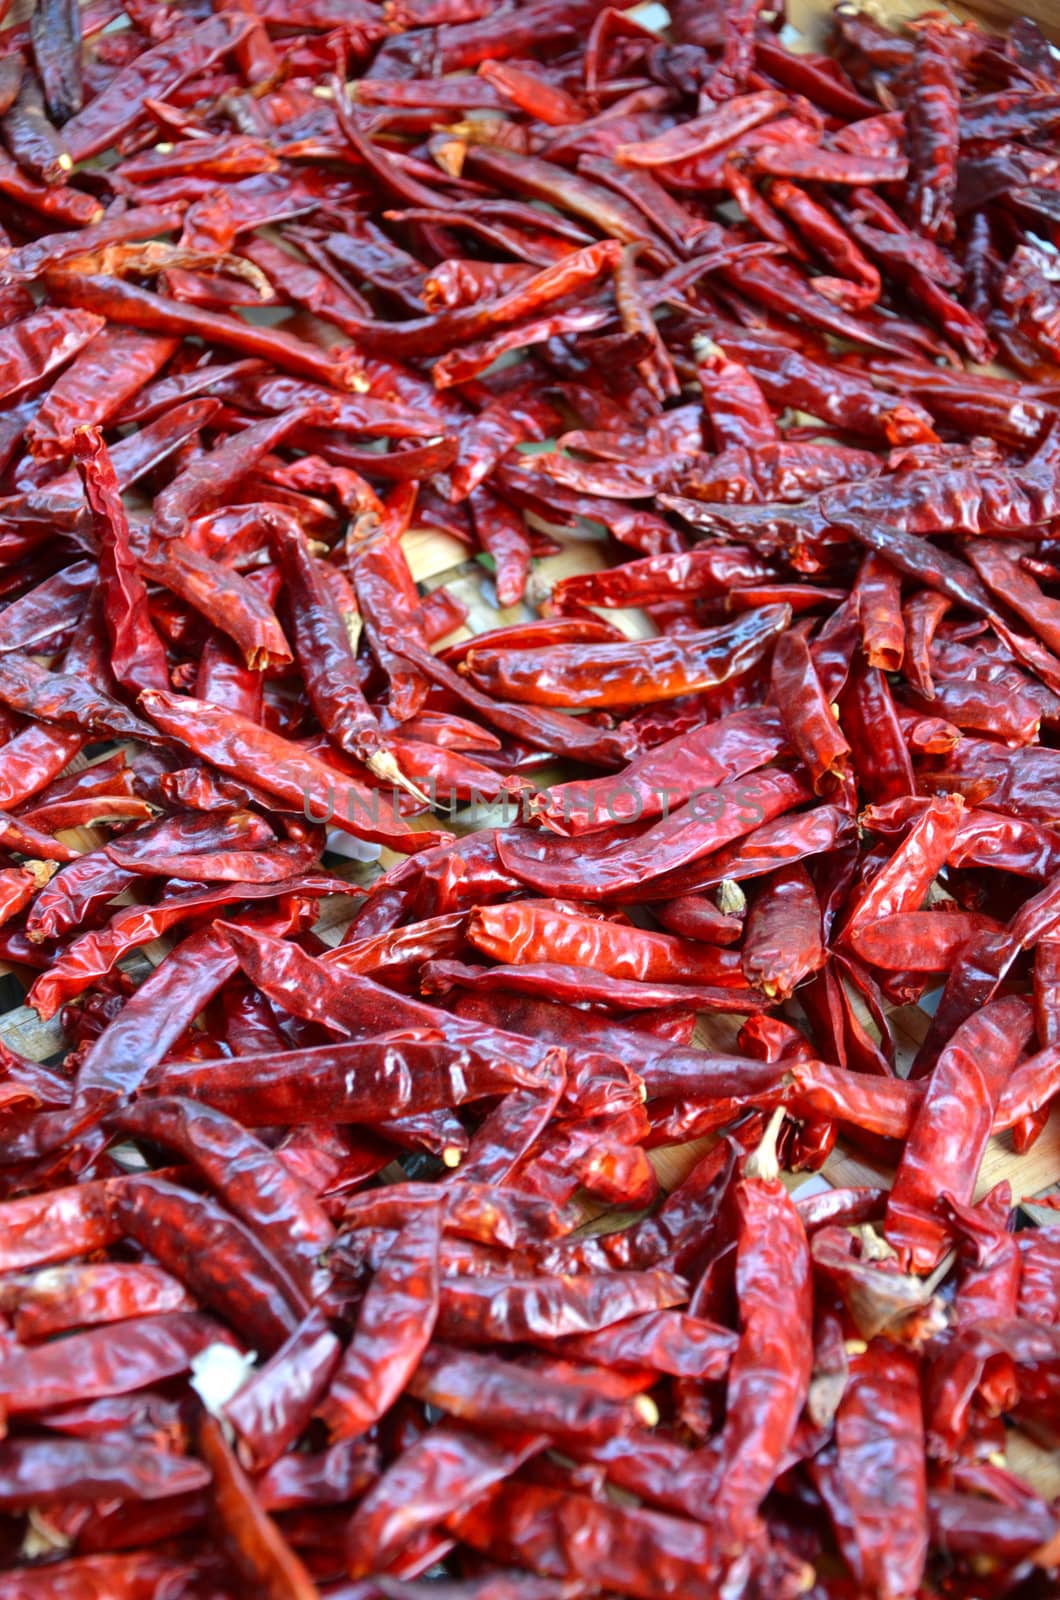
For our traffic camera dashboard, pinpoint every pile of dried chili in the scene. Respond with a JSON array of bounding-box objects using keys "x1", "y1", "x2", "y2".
[{"x1": 1, "y1": 0, "x2": 1060, "y2": 1594}]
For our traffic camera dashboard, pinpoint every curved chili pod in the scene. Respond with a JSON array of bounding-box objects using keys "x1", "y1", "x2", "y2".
[
  {"x1": 0, "y1": 1436, "x2": 210, "y2": 1509},
  {"x1": 0, "y1": 1312, "x2": 234, "y2": 1416},
  {"x1": 138, "y1": 690, "x2": 449, "y2": 851},
  {"x1": 115, "y1": 1097, "x2": 335, "y2": 1302},
  {"x1": 198, "y1": 1411, "x2": 319, "y2": 1600},
  {"x1": 223, "y1": 1307, "x2": 342, "y2": 1471},
  {"x1": 318, "y1": 1200, "x2": 442, "y2": 1440},
  {"x1": 109, "y1": 1175, "x2": 307, "y2": 1351}
]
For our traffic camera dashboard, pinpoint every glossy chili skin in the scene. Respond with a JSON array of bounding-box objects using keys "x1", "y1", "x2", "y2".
[
  {"x1": 710, "y1": 1152, "x2": 813, "y2": 1546},
  {"x1": 449, "y1": 1478, "x2": 730, "y2": 1600},
  {"x1": 425, "y1": 955, "x2": 765, "y2": 1017},
  {"x1": 886, "y1": 997, "x2": 1035, "y2": 1272},
  {"x1": 0, "y1": 1311, "x2": 232, "y2": 1415},
  {"x1": 115, "y1": 1096, "x2": 335, "y2": 1301},
  {"x1": 46, "y1": 271, "x2": 361, "y2": 388},
  {"x1": 456, "y1": 1067, "x2": 567, "y2": 1188},
  {"x1": 319, "y1": 1202, "x2": 443, "y2": 1441},
  {"x1": 498, "y1": 767, "x2": 810, "y2": 900},
  {"x1": 466, "y1": 900, "x2": 742, "y2": 985},
  {"x1": 841, "y1": 794, "x2": 965, "y2": 947},
  {"x1": 200, "y1": 1411, "x2": 320, "y2": 1600},
  {"x1": 150, "y1": 1028, "x2": 555, "y2": 1124},
  {"x1": 0, "y1": 1176, "x2": 123, "y2": 1273},
  {"x1": 353, "y1": 521, "x2": 436, "y2": 691},
  {"x1": 741, "y1": 864, "x2": 824, "y2": 1000},
  {"x1": 138, "y1": 689, "x2": 449, "y2": 851},
  {"x1": 270, "y1": 509, "x2": 385, "y2": 765},
  {"x1": 345, "y1": 1420, "x2": 544, "y2": 1579},
  {"x1": 715, "y1": 330, "x2": 937, "y2": 445},
  {"x1": 536, "y1": 706, "x2": 784, "y2": 837},
  {"x1": 770, "y1": 628, "x2": 851, "y2": 797},
  {"x1": 2, "y1": 1259, "x2": 194, "y2": 1341},
  {"x1": 0, "y1": 1434, "x2": 210, "y2": 1509},
  {"x1": 462, "y1": 606, "x2": 790, "y2": 708},
  {"x1": 79, "y1": 905, "x2": 306, "y2": 1103},
  {"x1": 110, "y1": 1174, "x2": 307, "y2": 1351},
  {"x1": 150, "y1": 408, "x2": 318, "y2": 542},
  {"x1": 221, "y1": 1306, "x2": 342, "y2": 1471},
  {"x1": 26, "y1": 869, "x2": 342, "y2": 1019},
  {"x1": 0, "y1": 651, "x2": 157, "y2": 743}
]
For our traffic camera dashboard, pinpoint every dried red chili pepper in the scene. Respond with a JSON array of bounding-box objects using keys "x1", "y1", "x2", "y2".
[
  {"x1": 110, "y1": 1173, "x2": 307, "y2": 1351},
  {"x1": 556, "y1": 1311, "x2": 736, "y2": 1380},
  {"x1": 466, "y1": 901, "x2": 742, "y2": 986},
  {"x1": 255, "y1": 1437, "x2": 378, "y2": 1515},
  {"x1": 0, "y1": 1176, "x2": 123, "y2": 1273},
  {"x1": 435, "y1": 1267, "x2": 685, "y2": 1345},
  {"x1": 457, "y1": 1066, "x2": 567, "y2": 1189},
  {"x1": 222, "y1": 924, "x2": 566, "y2": 1086},
  {"x1": 450, "y1": 1478, "x2": 732, "y2": 1599},
  {"x1": 770, "y1": 628, "x2": 851, "y2": 798},
  {"x1": 740, "y1": 864, "x2": 825, "y2": 1000},
  {"x1": 30, "y1": 329, "x2": 178, "y2": 459},
  {"x1": 151, "y1": 407, "x2": 321, "y2": 541},
  {"x1": 0, "y1": 1311, "x2": 233, "y2": 1416},
  {"x1": 0, "y1": 651, "x2": 156, "y2": 743},
  {"x1": 222, "y1": 1306, "x2": 342, "y2": 1472},
  {"x1": 319, "y1": 1201, "x2": 442, "y2": 1441},
  {"x1": 268, "y1": 511, "x2": 391, "y2": 776},
  {"x1": 0, "y1": 859, "x2": 55, "y2": 930},
  {"x1": 340, "y1": 1179, "x2": 572, "y2": 1249},
  {"x1": 715, "y1": 330, "x2": 938, "y2": 446},
  {"x1": 705, "y1": 1115, "x2": 813, "y2": 1545},
  {"x1": 2, "y1": 1260, "x2": 193, "y2": 1341},
  {"x1": 537, "y1": 706, "x2": 784, "y2": 835},
  {"x1": 115, "y1": 1095, "x2": 335, "y2": 1302},
  {"x1": 0, "y1": 1435, "x2": 210, "y2": 1509},
  {"x1": 139, "y1": 688, "x2": 448, "y2": 851},
  {"x1": 425, "y1": 956, "x2": 764, "y2": 1016},
  {"x1": 408, "y1": 1343, "x2": 650, "y2": 1444},
  {"x1": 29, "y1": 0, "x2": 83, "y2": 122},
  {"x1": 348, "y1": 526, "x2": 431, "y2": 724},
  {"x1": 72, "y1": 427, "x2": 170, "y2": 696},
  {"x1": 0, "y1": 1553, "x2": 202, "y2": 1598},
  {"x1": 150, "y1": 1029, "x2": 556, "y2": 1124},
  {"x1": 199, "y1": 1411, "x2": 320, "y2": 1600},
  {"x1": 46, "y1": 272, "x2": 361, "y2": 389},
  {"x1": 848, "y1": 908, "x2": 1003, "y2": 972},
  {"x1": 0, "y1": 145, "x2": 100, "y2": 224},
  {"x1": 907, "y1": 25, "x2": 961, "y2": 243},
  {"x1": 886, "y1": 997, "x2": 1035, "y2": 1272},
  {"x1": 0, "y1": 307, "x2": 105, "y2": 405},
  {"x1": 60, "y1": 12, "x2": 251, "y2": 160},
  {"x1": 345, "y1": 1421, "x2": 544, "y2": 1580},
  {"x1": 944, "y1": 1184, "x2": 1021, "y2": 1324},
  {"x1": 498, "y1": 766, "x2": 809, "y2": 899},
  {"x1": 790, "y1": 1058, "x2": 919, "y2": 1139},
  {"x1": 830, "y1": 1341, "x2": 929, "y2": 1595}
]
